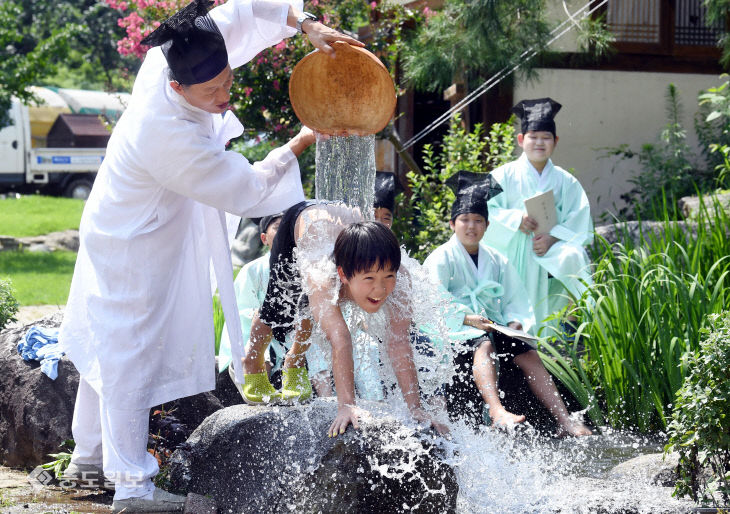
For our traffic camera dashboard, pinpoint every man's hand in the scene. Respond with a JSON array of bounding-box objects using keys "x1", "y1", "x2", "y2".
[
  {"x1": 329, "y1": 404, "x2": 365, "y2": 437},
  {"x1": 532, "y1": 234, "x2": 558, "y2": 257},
  {"x1": 464, "y1": 314, "x2": 494, "y2": 332},
  {"x1": 411, "y1": 407, "x2": 450, "y2": 436},
  {"x1": 519, "y1": 215, "x2": 538, "y2": 234},
  {"x1": 304, "y1": 21, "x2": 364, "y2": 56},
  {"x1": 287, "y1": 126, "x2": 316, "y2": 156}
]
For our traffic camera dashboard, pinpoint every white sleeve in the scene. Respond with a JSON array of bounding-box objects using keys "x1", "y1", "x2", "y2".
[{"x1": 210, "y1": 0, "x2": 301, "y2": 70}]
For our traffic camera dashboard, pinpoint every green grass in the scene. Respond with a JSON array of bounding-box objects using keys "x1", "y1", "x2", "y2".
[
  {"x1": 0, "y1": 251, "x2": 76, "y2": 305},
  {"x1": 0, "y1": 195, "x2": 84, "y2": 237}
]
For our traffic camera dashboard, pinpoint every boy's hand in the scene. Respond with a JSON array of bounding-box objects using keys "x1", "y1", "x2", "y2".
[
  {"x1": 465, "y1": 314, "x2": 493, "y2": 332},
  {"x1": 532, "y1": 234, "x2": 558, "y2": 256},
  {"x1": 519, "y1": 215, "x2": 538, "y2": 234},
  {"x1": 411, "y1": 407, "x2": 450, "y2": 436},
  {"x1": 304, "y1": 22, "x2": 364, "y2": 56},
  {"x1": 328, "y1": 404, "x2": 364, "y2": 437}
]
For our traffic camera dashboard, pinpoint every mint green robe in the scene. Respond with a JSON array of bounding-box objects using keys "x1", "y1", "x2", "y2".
[
  {"x1": 483, "y1": 153, "x2": 593, "y2": 332},
  {"x1": 218, "y1": 253, "x2": 287, "y2": 373},
  {"x1": 422, "y1": 234, "x2": 535, "y2": 343}
]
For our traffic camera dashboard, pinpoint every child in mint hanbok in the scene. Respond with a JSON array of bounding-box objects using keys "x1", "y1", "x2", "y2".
[
  {"x1": 424, "y1": 171, "x2": 591, "y2": 436},
  {"x1": 483, "y1": 98, "x2": 593, "y2": 336}
]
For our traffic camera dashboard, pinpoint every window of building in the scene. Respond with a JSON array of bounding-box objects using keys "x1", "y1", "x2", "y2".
[{"x1": 602, "y1": 0, "x2": 725, "y2": 56}]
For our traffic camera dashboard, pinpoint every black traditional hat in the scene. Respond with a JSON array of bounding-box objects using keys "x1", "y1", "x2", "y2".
[
  {"x1": 140, "y1": 0, "x2": 228, "y2": 85},
  {"x1": 446, "y1": 170, "x2": 503, "y2": 221},
  {"x1": 258, "y1": 213, "x2": 283, "y2": 234},
  {"x1": 511, "y1": 97, "x2": 562, "y2": 136},
  {"x1": 374, "y1": 171, "x2": 403, "y2": 213}
]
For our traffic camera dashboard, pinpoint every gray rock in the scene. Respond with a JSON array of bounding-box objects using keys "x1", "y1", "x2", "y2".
[
  {"x1": 0, "y1": 236, "x2": 20, "y2": 252},
  {"x1": 609, "y1": 452, "x2": 679, "y2": 487},
  {"x1": 168, "y1": 401, "x2": 458, "y2": 513},
  {"x1": 678, "y1": 192, "x2": 730, "y2": 219},
  {"x1": 0, "y1": 315, "x2": 235, "y2": 468},
  {"x1": 26, "y1": 244, "x2": 51, "y2": 253},
  {"x1": 16, "y1": 230, "x2": 80, "y2": 252},
  {"x1": 594, "y1": 220, "x2": 697, "y2": 249},
  {"x1": 0, "y1": 313, "x2": 77, "y2": 467}
]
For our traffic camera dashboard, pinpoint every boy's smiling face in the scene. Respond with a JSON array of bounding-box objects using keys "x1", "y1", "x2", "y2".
[
  {"x1": 338, "y1": 263, "x2": 398, "y2": 313},
  {"x1": 450, "y1": 213, "x2": 488, "y2": 254},
  {"x1": 517, "y1": 130, "x2": 558, "y2": 169}
]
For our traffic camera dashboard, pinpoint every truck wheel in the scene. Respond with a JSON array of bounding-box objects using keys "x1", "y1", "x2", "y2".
[{"x1": 64, "y1": 178, "x2": 94, "y2": 200}]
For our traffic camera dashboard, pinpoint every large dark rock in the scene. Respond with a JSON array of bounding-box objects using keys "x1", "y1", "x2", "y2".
[
  {"x1": 0, "y1": 314, "x2": 236, "y2": 467},
  {"x1": 0, "y1": 313, "x2": 77, "y2": 467},
  {"x1": 169, "y1": 400, "x2": 458, "y2": 513}
]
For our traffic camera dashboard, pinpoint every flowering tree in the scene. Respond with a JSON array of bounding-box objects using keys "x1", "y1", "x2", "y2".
[{"x1": 105, "y1": 0, "x2": 422, "y2": 142}]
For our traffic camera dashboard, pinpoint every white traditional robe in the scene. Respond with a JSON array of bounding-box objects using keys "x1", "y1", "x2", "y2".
[
  {"x1": 422, "y1": 235, "x2": 535, "y2": 343},
  {"x1": 59, "y1": 0, "x2": 304, "y2": 409},
  {"x1": 483, "y1": 153, "x2": 593, "y2": 332}
]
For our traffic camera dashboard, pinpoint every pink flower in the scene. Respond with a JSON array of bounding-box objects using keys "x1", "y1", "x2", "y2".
[
  {"x1": 273, "y1": 79, "x2": 280, "y2": 91},
  {"x1": 370, "y1": 1, "x2": 377, "y2": 9}
]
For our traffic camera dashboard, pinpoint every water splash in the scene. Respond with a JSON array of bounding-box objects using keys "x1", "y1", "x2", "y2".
[{"x1": 315, "y1": 134, "x2": 376, "y2": 219}]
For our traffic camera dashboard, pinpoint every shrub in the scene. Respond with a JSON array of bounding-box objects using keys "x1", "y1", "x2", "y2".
[
  {"x1": 0, "y1": 278, "x2": 19, "y2": 331},
  {"x1": 394, "y1": 113, "x2": 514, "y2": 261},
  {"x1": 665, "y1": 311, "x2": 730, "y2": 507}
]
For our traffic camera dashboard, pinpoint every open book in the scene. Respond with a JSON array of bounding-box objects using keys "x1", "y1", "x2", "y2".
[
  {"x1": 485, "y1": 323, "x2": 538, "y2": 349},
  {"x1": 524, "y1": 190, "x2": 557, "y2": 235}
]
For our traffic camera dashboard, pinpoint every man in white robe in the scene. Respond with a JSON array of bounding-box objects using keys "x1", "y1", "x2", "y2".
[
  {"x1": 483, "y1": 98, "x2": 593, "y2": 336},
  {"x1": 57, "y1": 0, "x2": 362, "y2": 510}
]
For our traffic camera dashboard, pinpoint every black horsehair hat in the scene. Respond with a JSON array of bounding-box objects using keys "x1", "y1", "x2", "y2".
[
  {"x1": 374, "y1": 171, "x2": 403, "y2": 213},
  {"x1": 446, "y1": 170, "x2": 503, "y2": 221},
  {"x1": 511, "y1": 97, "x2": 562, "y2": 136},
  {"x1": 140, "y1": 0, "x2": 228, "y2": 85}
]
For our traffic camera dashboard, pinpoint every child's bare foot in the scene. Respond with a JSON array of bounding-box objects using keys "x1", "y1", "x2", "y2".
[
  {"x1": 489, "y1": 407, "x2": 526, "y2": 427},
  {"x1": 555, "y1": 419, "x2": 592, "y2": 438}
]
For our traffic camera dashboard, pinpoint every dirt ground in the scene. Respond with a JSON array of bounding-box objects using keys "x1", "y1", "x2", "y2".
[{"x1": 0, "y1": 466, "x2": 112, "y2": 513}]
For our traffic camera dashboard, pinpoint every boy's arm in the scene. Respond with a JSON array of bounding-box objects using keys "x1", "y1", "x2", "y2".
[
  {"x1": 308, "y1": 286, "x2": 360, "y2": 436},
  {"x1": 384, "y1": 314, "x2": 449, "y2": 435}
]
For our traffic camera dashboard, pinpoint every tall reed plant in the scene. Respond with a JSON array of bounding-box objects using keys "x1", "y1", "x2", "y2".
[{"x1": 540, "y1": 194, "x2": 730, "y2": 432}]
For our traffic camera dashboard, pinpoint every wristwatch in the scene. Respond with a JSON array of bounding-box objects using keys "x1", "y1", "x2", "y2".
[{"x1": 296, "y1": 12, "x2": 317, "y2": 33}]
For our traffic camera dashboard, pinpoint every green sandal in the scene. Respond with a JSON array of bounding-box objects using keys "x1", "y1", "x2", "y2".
[
  {"x1": 281, "y1": 367, "x2": 313, "y2": 402},
  {"x1": 240, "y1": 372, "x2": 283, "y2": 405}
]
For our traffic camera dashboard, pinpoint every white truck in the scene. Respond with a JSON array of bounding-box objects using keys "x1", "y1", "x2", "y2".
[{"x1": 0, "y1": 97, "x2": 107, "y2": 199}]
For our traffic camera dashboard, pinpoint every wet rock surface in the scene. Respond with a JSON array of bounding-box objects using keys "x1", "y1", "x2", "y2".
[
  {"x1": 0, "y1": 314, "x2": 77, "y2": 468},
  {"x1": 169, "y1": 400, "x2": 458, "y2": 513},
  {"x1": 0, "y1": 314, "x2": 242, "y2": 468}
]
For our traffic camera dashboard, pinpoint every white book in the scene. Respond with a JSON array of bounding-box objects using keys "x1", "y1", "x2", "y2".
[
  {"x1": 524, "y1": 190, "x2": 557, "y2": 235},
  {"x1": 485, "y1": 323, "x2": 538, "y2": 349}
]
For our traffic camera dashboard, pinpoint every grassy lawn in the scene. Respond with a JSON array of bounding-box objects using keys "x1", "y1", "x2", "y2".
[
  {"x1": 0, "y1": 251, "x2": 76, "y2": 306},
  {"x1": 0, "y1": 195, "x2": 84, "y2": 237},
  {"x1": 0, "y1": 195, "x2": 82, "y2": 306}
]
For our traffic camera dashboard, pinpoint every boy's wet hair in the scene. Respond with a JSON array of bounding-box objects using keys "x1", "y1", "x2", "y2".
[{"x1": 334, "y1": 221, "x2": 401, "y2": 280}]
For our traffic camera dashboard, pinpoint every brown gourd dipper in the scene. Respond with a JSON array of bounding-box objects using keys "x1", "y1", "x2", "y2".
[{"x1": 289, "y1": 41, "x2": 396, "y2": 136}]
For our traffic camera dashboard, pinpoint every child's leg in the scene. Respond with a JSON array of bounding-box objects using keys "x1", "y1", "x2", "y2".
[
  {"x1": 281, "y1": 317, "x2": 314, "y2": 401},
  {"x1": 239, "y1": 313, "x2": 288, "y2": 404},
  {"x1": 512, "y1": 349, "x2": 592, "y2": 437},
  {"x1": 472, "y1": 339, "x2": 526, "y2": 427},
  {"x1": 243, "y1": 312, "x2": 272, "y2": 374}
]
